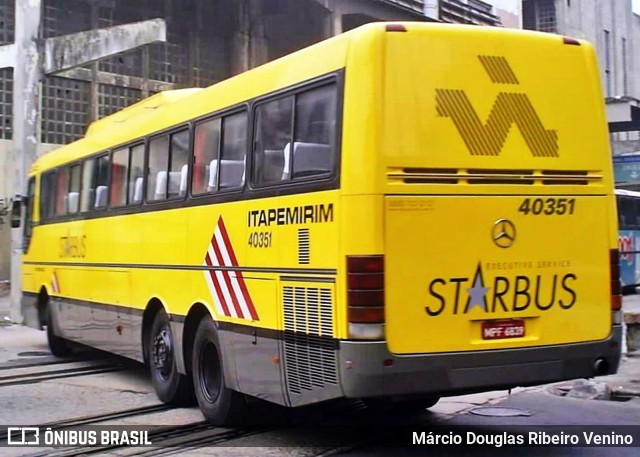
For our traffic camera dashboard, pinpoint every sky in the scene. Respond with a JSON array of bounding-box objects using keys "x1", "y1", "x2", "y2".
[{"x1": 634, "y1": 0, "x2": 640, "y2": 14}]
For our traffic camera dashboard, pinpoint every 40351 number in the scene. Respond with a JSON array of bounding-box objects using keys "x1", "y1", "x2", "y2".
[
  {"x1": 248, "y1": 231, "x2": 272, "y2": 248},
  {"x1": 518, "y1": 198, "x2": 575, "y2": 216}
]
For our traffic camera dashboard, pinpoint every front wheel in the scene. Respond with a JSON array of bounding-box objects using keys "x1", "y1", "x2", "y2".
[
  {"x1": 192, "y1": 316, "x2": 247, "y2": 425},
  {"x1": 149, "y1": 309, "x2": 193, "y2": 405},
  {"x1": 46, "y1": 302, "x2": 72, "y2": 357}
]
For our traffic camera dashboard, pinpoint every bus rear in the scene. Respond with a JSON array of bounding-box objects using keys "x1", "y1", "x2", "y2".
[{"x1": 339, "y1": 24, "x2": 621, "y2": 400}]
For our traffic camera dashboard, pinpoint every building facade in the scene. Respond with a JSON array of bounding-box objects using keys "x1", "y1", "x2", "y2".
[
  {"x1": 523, "y1": 0, "x2": 640, "y2": 189},
  {"x1": 523, "y1": 4, "x2": 640, "y2": 141}
]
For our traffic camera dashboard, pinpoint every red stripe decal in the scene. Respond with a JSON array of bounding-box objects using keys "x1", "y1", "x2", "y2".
[
  {"x1": 217, "y1": 218, "x2": 240, "y2": 266},
  {"x1": 211, "y1": 236, "x2": 245, "y2": 319},
  {"x1": 217, "y1": 218, "x2": 259, "y2": 320},
  {"x1": 205, "y1": 252, "x2": 230, "y2": 317}
]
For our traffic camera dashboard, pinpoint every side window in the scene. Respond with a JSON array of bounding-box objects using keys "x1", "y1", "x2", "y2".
[
  {"x1": 193, "y1": 118, "x2": 221, "y2": 195},
  {"x1": 220, "y1": 112, "x2": 247, "y2": 189},
  {"x1": 110, "y1": 147, "x2": 129, "y2": 207},
  {"x1": 55, "y1": 167, "x2": 69, "y2": 216},
  {"x1": 40, "y1": 171, "x2": 57, "y2": 221},
  {"x1": 81, "y1": 154, "x2": 109, "y2": 211},
  {"x1": 170, "y1": 129, "x2": 190, "y2": 198},
  {"x1": 252, "y1": 83, "x2": 337, "y2": 186},
  {"x1": 192, "y1": 112, "x2": 246, "y2": 195},
  {"x1": 253, "y1": 96, "x2": 293, "y2": 185},
  {"x1": 292, "y1": 84, "x2": 336, "y2": 179},
  {"x1": 129, "y1": 144, "x2": 145, "y2": 204},
  {"x1": 81, "y1": 159, "x2": 96, "y2": 212},
  {"x1": 147, "y1": 136, "x2": 169, "y2": 201},
  {"x1": 68, "y1": 163, "x2": 81, "y2": 214},
  {"x1": 95, "y1": 155, "x2": 110, "y2": 209}
]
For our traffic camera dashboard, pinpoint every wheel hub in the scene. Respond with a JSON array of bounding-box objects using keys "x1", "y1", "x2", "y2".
[{"x1": 153, "y1": 328, "x2": 173, "y2": 379}]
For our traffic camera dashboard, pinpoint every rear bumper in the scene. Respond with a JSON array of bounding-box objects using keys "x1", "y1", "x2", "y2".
[{"x1": 339, "y1": 326, "x2": 622, "y2": 399}]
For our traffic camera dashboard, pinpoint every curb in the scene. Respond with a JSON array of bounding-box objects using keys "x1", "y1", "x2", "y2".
[
  {"x1": 625, "y1": 311, "x2": 640, "y2": 353},
  {"x1": 625, "y1": 312, "x2": 640, "y2": 325}
]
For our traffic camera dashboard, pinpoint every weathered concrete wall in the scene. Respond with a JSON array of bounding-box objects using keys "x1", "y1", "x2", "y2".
[
  {"x1": 0, "y1": 140, "x2": 59, "y2": 281},
  {"x1": 556, "y1": 0, "x2": 639, "y2": 99}
]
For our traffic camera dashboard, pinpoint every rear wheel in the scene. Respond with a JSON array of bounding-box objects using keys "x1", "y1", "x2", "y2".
[
  {"x1": 46, "y1": 302, "x2": 72, "y2": 357},
  {"x1": 149, "y1": 309, "x2": 193, "y2": 405},
  {"x1": 192, "y1": 316, "x2": 247, "y2": 425}
]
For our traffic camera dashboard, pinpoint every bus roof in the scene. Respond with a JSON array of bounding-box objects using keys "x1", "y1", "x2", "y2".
[
  {"x1": 30, "y1": 22, "x2": 579, "y2": 174},
  {"x1": 615, "y1": 188, "x2": 640, "y2": 197},
  {"x1": 84, "y1": 88, "x2": 204, "y2": 137}
]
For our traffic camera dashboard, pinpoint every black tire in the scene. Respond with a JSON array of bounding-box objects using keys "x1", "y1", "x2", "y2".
[
  {"x1": 364, "y1": 396, "x2": 440, "y2": 414},
  {"x1": 192, "y1": 316, "x2": 247, "y2": 425},
  {"x1": 46, "y1": 302, "x2": 72, "y2": 357},
  {"x1": 149, "y1": 309, "x2": 193, "y2": 405}
]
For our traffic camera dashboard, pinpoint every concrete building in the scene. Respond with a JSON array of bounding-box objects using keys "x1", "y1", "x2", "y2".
[
  {"x1": 522, "y1": 0, "x2": 640, "y2": 188},
  {"x1": 0, "y1": 0, "x2": 504, "y2": 284}
]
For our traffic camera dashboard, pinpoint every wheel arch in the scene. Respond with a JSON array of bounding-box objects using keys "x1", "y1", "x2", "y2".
[{"x1": 182, "y1": 302, "x2": 213, "y2": 374}]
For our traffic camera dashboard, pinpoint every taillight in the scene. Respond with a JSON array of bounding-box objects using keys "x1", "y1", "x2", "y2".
[
  {"x1": 347, "y1": 255, "x2": 384, "y2": 339},
  {"x1": 610, "y1": 249, "x2": 622, "y2": 311},
  {"x1": 347, "y1": 256, "x2": 384, "y2": 273}
]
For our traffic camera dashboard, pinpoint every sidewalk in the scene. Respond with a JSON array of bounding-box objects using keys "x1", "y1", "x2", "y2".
[
  {"x1": 623, "y1": 294, "x2": 640, "y2": 354},
  {"x1": 0, "y1": 284, "x2": 11, "y2": 325}
]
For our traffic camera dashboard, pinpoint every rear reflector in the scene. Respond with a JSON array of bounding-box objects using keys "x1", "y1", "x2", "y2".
[
  {"x1": 348, "y1": 289, "x2": 384, "y2": 307},
  {"x1": 611, "y1": 295, "x2": 622, "y2": 311},
  {"x1": 348, "y1": 273, "x2": 384, "y2": 289},
  {"x1": 386, "y1": 24, "x2": 407, "y2": 32},
  {"x1": 348, "y1": 306, "x2": 384, "y2": 323},
  {"x1": 563, "y1": 37, "x2": 581, "y2": 46},
  {"x1": 610, "y1": 249, "x2": 622, "y2": 311},
  {"x1": 347, "y1": 256, "x2": 384, "y2": 273}
]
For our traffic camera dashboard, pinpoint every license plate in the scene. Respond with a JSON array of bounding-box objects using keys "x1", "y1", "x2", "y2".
[{"x1": 482, "y1": 320, "x2": 525, "y2": 340}]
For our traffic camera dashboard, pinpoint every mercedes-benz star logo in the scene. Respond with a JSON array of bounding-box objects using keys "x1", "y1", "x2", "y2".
[{"x1": 492, "y1": 219, "x2": 516, "y2": 248}]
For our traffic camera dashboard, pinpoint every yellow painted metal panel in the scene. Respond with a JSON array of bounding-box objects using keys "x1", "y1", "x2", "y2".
[
  {"x1": 381, "y1": 25, "x2": 612, "y2": 182},
  {"x1": 384, "y1": 195, "x2": 612, "y2": 354}
]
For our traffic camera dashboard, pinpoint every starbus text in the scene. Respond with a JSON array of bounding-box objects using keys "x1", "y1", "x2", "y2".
[{"x1": 425, "y1": 265, "x2": 577, "y2": 317}]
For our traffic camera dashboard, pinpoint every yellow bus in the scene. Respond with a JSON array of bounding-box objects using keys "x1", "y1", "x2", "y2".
[{"x1": 15, "y1": 22, "x2": 622, "y2": 424}]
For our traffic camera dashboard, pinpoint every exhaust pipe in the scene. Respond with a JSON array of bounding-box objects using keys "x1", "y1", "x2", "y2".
[{"x1": 593, "y1": 358, "x2": 609, "y2": 376}]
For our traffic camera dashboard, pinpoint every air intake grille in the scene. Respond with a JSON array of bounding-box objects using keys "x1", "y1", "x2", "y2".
[
  {"x1": 387, "y1": 168, "x2": 600, "y2": 185},
  {"x1": 298, "y1": 228, "x2": 310, "y2": 264},
  {"x1": 282, "y1": 285, "x2": 337, "y2": 396}
]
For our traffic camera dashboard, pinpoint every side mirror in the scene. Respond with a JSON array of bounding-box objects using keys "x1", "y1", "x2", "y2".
[{"x1": 11, "y1": 197, "x2": 23, "y2": 228}]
